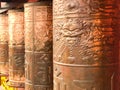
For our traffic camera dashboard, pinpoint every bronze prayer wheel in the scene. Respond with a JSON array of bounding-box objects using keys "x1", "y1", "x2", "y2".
[
  {"x1": 8, "y1": 10, "x2": 25, "y2": 88},
  {"x1": 0, "y1": 14, "x2": 8, "y2": 76},
  {"x1": 24, "y1": 1, "x2": 53, "y2": 90},
  {"x1": 53, "y1": 0, "x2": 118, "y2": 90},
  {"x1": 116, "y1": 1, "x2": 120, "y2": 90},
  {"x1": 8, "y1": 10, "x2": 24, "y2": 45}
]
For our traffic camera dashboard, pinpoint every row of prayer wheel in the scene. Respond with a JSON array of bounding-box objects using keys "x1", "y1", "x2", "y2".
[{"x1": 0, "y1": 0, "x2": 119, "y2": 90}]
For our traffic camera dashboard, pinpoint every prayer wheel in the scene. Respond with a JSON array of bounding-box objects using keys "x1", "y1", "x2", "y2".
[
  {"x1": 53, "y1": 0, "x2": 118, "y2": 90},
  {"x1": 24, "y1": 1, "x2": 53, "y2": 90},
  {"x1": 8, "y1": 9, "x2": 25, "y2": 88},
  {"x1": 117, "y1": 1, "x2": 120, "y2": 90},
  {"x1": 0, "y1": 14, "x2": 8, "y2": 76}
]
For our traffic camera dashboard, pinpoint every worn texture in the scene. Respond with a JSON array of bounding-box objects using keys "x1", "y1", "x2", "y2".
[
  {"x1": 53, "y1": 0, "x2": 119, "y2": 90},
  {"x1": 0, "y1": 14, "x2": 8, "y2": 75},
  {"x1": 8, "y1": 10, "x2": 25, "y2": 88},
  {"x1": 24, "y1": 1, "x2": 53, "y2": 90}
]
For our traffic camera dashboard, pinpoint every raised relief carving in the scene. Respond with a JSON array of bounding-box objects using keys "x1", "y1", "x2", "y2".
[
  {"x1": 25, "y1": 22, "x2": 33, "y2": 51},
  {"x1": 54, "y1": 65, "x2": 69, "y2": 90},
  {"x1": 62, "y1": 19, "x2": 90, "y2": 37},
  {"x1": 24, "y1": 7, "x2": 33, "y2": 21},
  {"x1": 8, "y1": 10, "x2": 25, "y2": 88},
  {"x1": 54, "y1": 65, "x2": 62, "y2": 78},
  {"x1": 0, "y1": 45, "x2": 8, "y2": 64},
  {"x1": 34, "y1": 53, "x2": 52, "y2": 85},
  {"x1": 54, "y1": 0, "x2": 115, "y2": 18},
  {"x1": 64, "y1": 0, "x2": 80, "y2": 13},
  {"x1": 53, "y1": 0, "x2": 64, "y2": 15},
  {"x1": 54, "y1": 17, "x2": 115, "y2": 65},
  {"x1": 62, "y1": 19, "x2": 92, "y2": 64},
  {"x1": 12, "y1": 54, "x2": 24, "y2": 69},
  {"x1": 13, "y1": 24, "x2": 24, "y2": 45},
  {"x1": 25, "y1": 52, "x2": 33, "y2": 84},
  {"x1": 0, "y1": 14, "x2": 8, "y2": 75},
  {"x1": 34, "y1": 6, "x2": 47, "y2": 21},
  {"x1": 34, "y1": 21, "x2": 52, "y2": 52},
  {"x1": 53, "y1": 0, "x2": 117, "y2": 90},
  {"x1": 9, "y1": 11, "x2": 24, "y2": 45},
  {"x1": 24, "y1": 2, "x2": 52, "y2": 90},
  {"x1": 9, "y1": 10, "x2": 24, "y2": 24},
  {"x1": 0, "y1": 30, "x2": 8, "y2": 43},
  {"x1": 9, "y1": 52, "x2": 25, "y2": 86}
]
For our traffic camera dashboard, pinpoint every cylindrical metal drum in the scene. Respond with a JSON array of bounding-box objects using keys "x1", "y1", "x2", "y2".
[
  {"x1": 8, "y1": 10, "x2": 25, "y2": 88},
  {"x1": 53, "y1": 0, "x2": 118, "y2": 90},
  {"x1": 24, "y1": 1, "x2": 53, "y2": 90},
  {"x1": 0, "y1": 14, "x2": 8, "y2": 76},
  {"x1": 117, "y1": 1, "x2": 120, "y2": 90}
]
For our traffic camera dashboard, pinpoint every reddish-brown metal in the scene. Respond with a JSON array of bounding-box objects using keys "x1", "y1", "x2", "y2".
[
  {"x1": 117, "y1": 1, "x2": 120, "y2": 90},
  {"x1": 8, "y1": 10, "x2": 25, "y2": 88},
  {"x1": 53, "y1": 0, "x2": 119, "y2": 90},
  {"x1": 24, "y1": 1, "x2": 53, "y2": 90},
  {"x1": 27, "y1": 0, "x2": 38, "y2": 2},
  {"x1": 0, "y1": 14, "x2": 8, "y2": 75}
]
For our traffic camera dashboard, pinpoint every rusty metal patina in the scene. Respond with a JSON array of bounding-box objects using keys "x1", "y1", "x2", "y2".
[
  {"x1": 8, "y1": 10, "x2": 25, "y2": 88},
  {"x1": 24, "y1": 1, "x2": 53, "y2": 90},
  {"x1": 53, "y1": 0, "x2": 118, "y2": 90},
  {"x1": 0, "y1": 14, "x2": 8, "y2": 76}
]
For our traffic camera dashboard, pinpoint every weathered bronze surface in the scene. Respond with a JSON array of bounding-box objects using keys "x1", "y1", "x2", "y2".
[
  {"x1": 115, "y1": 0, "x2": 120, "y2": 90},
  {"x1": 8, "y1": 10, "x2": 24, "y2": 45},
  {"x1": 8, "y1": 10, "x2": 25, "y2": 88},
  {"x1": 53, "y1": 0, "x2": 118, "y2": 90},
  {"x1": 0, "y1": 14, "x2": 8, "y2": 75},
  {"x1": 24, "y1": 1, "x2": 53, "y2": 90}
]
